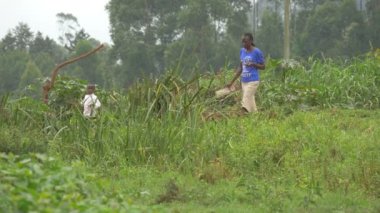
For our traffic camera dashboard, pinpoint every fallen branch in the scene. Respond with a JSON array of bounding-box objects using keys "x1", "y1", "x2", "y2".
[{"x1": 43, "y1": 44, "x2": 105, "y2": 104}]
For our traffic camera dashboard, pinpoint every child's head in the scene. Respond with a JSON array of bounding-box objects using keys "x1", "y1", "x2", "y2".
[{"x1": 86, "y1": 84, "x2": 96, "y2": 94}]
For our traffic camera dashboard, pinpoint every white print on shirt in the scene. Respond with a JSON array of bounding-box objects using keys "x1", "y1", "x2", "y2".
[{"x1": 242, "y1": 56, "x2": 254, "y2": 78}]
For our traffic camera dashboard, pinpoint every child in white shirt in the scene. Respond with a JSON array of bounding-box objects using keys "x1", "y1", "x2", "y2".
[{"x1": 81, "y1": 84, "x2": 101, "y2": 118}]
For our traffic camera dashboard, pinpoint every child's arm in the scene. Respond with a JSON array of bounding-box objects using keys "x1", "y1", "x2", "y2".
[
  {"x1": 81, "y1": 96, "x2": 87, "y2": 106},
  {"x1": 95, "y1": 98, "x2": 101, "y2": 109}
]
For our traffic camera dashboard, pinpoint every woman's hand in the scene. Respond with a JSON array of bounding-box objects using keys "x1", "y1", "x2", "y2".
[
  {"x1": 227, "y1": 62, "x2": 243, "y2": 89},
  {"x1": 246, "y1": 62, "x2": 255, "y2": 67},
  {"x1": 226, "y1": 83, "x2": 234, "y2": 90},
  {"x1": 246, "y1": 62, "x2": 265, "y2": 70},
  {"x1": 253, "y1": 63, "x2": 266, "y2": 70}
]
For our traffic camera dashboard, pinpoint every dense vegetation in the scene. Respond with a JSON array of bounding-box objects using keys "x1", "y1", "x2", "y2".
[
  {"x1": 1, "y1": 54, "x2": 379, "y2": 212},
  {"x1": 1, "y1": 0, "x2": 380, "y2": 94},
  {"x1": 1, "y1": 0, "x2": 379, "y2": 211}
]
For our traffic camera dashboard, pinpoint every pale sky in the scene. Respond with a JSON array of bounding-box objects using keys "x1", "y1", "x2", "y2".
[{"x1": 0, "y1": 0, "x2": 112, "y2": 44}]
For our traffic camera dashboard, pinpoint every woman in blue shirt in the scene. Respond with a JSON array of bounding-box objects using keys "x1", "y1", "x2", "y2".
[{"x1": 227, "y1": 33, "x2": 265, "y2": 113}]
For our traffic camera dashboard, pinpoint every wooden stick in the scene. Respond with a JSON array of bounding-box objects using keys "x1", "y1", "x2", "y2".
[{"x1": 43, "y1": 44, "x2": 105, "y2": 104}]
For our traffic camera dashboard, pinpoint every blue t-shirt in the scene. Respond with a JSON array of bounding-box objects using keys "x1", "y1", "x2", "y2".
[{"x1": 240, "y1": 48, "x2": 265, "y2": 82}]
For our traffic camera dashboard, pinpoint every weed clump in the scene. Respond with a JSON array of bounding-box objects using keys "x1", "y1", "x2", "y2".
[{"x1": 156, "y1": 179, "x2": 181, "y2": 204}]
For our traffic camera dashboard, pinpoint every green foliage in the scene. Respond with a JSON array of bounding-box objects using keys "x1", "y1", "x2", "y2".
[
  {"x1": 56, "y1": 13, "x2": 90, "y2": 52},
  {"x1": 32, "y1": 52, "x2": 56, "y2": 76},
  {"x1": 0, "y1": 3, "x2": 380, "y2": 211},
  {"x1": 107, "y1": 0, "x2": 251, "y2": 83},
  {"x1": 257, "y1": 57, "x2": 380, "y2": 110},
  {"x1": 367, "y1": 0, "x2": 380, "y2": 48},
  {"x1": 29, "y1": 32, "x2": 55, "y2": 57},
  {"x1": 0, "y1": 97, "x2": 49, "y2": 154},
  {"x1": 293, "y1": 0, "x2": 370, "y2": 57},
  {"x1": 67, "y1": 40, "x2": 103, "y2": 84},
  {"x1": 0, "y1": 23, "x2": 34, "y2": 52},
  {"x1": 0, "y1": 50, "x2": 30, "y2": 94},
  {"x1": 299, "y1": 2, "x2": 342, "y2": 56},
  {"x1": 1, "y1": 32, "x2": 17, "y2": 52},
  {"x1": 12, "y1": 22, "x2": 34, "y2": 51},
  {"x1": 256, "y1": 10, "x2": 283, "y2": 58},
  {"x1": 0, "y1": 153, "x2": 159, "y2": 212},
  {"x1": 29, "y1": 31, "x2": 68, "y2": 71},
  {"x1": 0, "y1": 25, "x2": 69, "y2": 95},
  {"x1": 2, "y1": 0, "x2": 378, "y2": 94},
  {"x1": 0, "y1": 56, "x2": 379, "y2": 212},
  {"x1": 48, "y1": 76, "x2": 87, "y2": 111},
  {"x1": 1, "y1": 109, "x2": 379, "y2": 211},
  {"x1": 19, "y1": 60, "x2": 43, "y2": 90},
  {"x1": 0, "y1": 127, "x2": 47, "y2": 155}
]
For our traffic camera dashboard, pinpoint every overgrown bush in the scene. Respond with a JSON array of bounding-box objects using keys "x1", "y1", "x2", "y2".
[{"x1": 0, "y1": 153, "x2": 159, "y2": 212}]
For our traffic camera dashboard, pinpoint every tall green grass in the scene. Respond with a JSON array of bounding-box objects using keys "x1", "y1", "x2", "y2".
[
  {"x1": 257, "y1": 57, "x2": 380, "y2": 110},
  {"x1": 1, "y1": 109, "x2": 379, "y2": 212},
  {"x1": 0, "y1": 56, "x2": 379, "y2": 211},
  {"x1": 0, "y1": 153, "x2": 160, "y2": 212},
  {"x1": 1, "y1": 56, "x2": 379, "y2": 164}
]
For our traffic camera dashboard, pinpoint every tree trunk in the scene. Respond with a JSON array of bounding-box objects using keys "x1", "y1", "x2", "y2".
[{"x1": 284, "y1": 0, "x2": 291, "y2": 59}]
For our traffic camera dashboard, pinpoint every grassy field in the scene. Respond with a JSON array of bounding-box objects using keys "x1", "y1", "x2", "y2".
[{"x1": 1, "y1": 56, "x2": 379, "y2": 212}]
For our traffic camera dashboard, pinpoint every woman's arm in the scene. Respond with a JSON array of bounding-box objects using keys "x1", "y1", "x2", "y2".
[
  {"x1": 227, "y1": 62, "x2": 242, "y2": 88},
  {"x1": 253, "y1": 49, "x2": 265, "y2": 70},
  {"x1": 253, "y1": 63, "x2": 265, "y2": 70}
]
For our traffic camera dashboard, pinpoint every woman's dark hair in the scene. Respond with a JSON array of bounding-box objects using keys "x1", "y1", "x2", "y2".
[{"x1": 243, "y1": 33, "x2": 255, "y2": 46}]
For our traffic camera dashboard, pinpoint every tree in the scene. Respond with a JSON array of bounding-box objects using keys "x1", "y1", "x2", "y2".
[
  {"x1": 107, "y1": 0, "x2": 183, "y2": 83},
  {"x1": 56, "y1": 13, "x2": 90, "y2": 51},
  {"x1": 29, "y1": 32, "x2": 55, "y2": 56},
  {"x1": 1, "y1": 23, "x2": 34, "y2": 53},
  {"x1": 299, "y1": 2, "x2": 341, "y2": 57},
  {"x1": 290, "y1": 0, "x2": 370, "y2": 58},
  {"x1": 33, "y1": 53, "x2": 56, "y2": 76},
  {"x1": 67, "y1": 40, "x2": 103, "y2": 84},
  {"x1": 164, "y1": 0, "x2": 251, "y2": 72},
  {"x1": 1, "y1": 32, "x2": 17, "y2": 52},
  {"x1": 367, "y1": 0, "x2": 380, "y2": 48},
  {"x1": 0, "y1": 50, "x2": 29, "y2": 94},
  {"x1": 215, "y1": 1, "x2": 251, "y2": 68},
  {"x1": 164, "y1": 0, "x2": 215, "y2": 72},
  {"x1": 13, "y1": 23, "x2": 34, "y2": 51},
  {"x1": 338, "y1": 0, "x2": 369, "y2": 56},
  {"x1": 19, "y1": 60, "x2": 43, "y2": 90},
  {"x1": 107, "y1": 0, "x2": 251, "y2": 85},
  {"x1": 297, "y1": 0, "x2": 366, "y2": 57},
  {"x1": 256, "y1": 10, "x2": 283, "y2": 58},
  {"x1": 284, "y1": 0, "x2": 291, "y2": 59}
]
